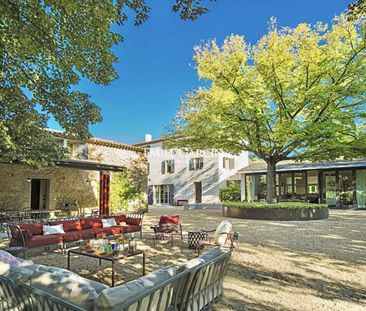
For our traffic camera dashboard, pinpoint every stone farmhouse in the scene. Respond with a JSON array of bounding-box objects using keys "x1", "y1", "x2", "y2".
[{"x1": 0, "y1": 130, "x2": 144, "y2": 216}]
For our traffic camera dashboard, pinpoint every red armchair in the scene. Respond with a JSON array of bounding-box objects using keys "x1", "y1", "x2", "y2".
[{"x1": 151, "y1": 215, "x2": 183, "y2": 246}]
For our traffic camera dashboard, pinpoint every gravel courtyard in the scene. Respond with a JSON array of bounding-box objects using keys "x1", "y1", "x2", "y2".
[{"x1": 2, "y1": 207, "x2": 365, "y2": 311}]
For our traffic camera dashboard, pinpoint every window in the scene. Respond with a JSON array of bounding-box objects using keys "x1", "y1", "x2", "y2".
[
  {"x1": 294, "y1": 172, "x2": 306, "y2": 200},
  {"x1": 153, "y1": 185, "x2": 173, "y2": 204},
  {"x1": 279, "y1": 173, "x2": 292, "y2": 200},
  {"x1": 189, "y1": 157, "x2": 203, "y2": 171},
  {"x1": 307, "y1": 171, "x2": 319, "y2": 203},
  {"x1": 161, "y1": 160, "x2": 175, "y2": 174},
  {"x1": 223, "y1": 157, "x2": 235, "y2": 170}
]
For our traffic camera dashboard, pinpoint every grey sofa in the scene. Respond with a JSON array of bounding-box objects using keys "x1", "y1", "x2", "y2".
[{"x1": 0, "y1": 247, "x2": 230, "y2": 311}]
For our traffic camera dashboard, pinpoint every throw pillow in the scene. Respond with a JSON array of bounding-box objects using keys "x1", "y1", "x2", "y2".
[
  {"x1": 0, "y1": 250, "x2": 21, "y2": 266},
  {"x1": 43, "y1": 224, "x2": 65, "y2": 235},
  {"x1": 101, "y1": 218, "x2": 117, "y2": 228}
]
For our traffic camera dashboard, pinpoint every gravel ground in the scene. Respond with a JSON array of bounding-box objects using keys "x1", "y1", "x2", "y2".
[{"x1": 1, "y1": 207, "x2": 365, "y2": 311}]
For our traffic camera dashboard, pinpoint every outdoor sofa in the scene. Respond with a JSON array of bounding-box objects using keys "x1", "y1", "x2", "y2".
[
  {"x1": 0, "y1": 246, "x2": 231, "y2": 311},
  {"x1": 7, "y1": 214, "x2": 143, "y2": 250}
]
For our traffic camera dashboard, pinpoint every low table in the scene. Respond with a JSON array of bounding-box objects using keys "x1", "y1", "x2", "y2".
[{"x1": 67, "y1": 248, "x2": 145, "y2": 287}]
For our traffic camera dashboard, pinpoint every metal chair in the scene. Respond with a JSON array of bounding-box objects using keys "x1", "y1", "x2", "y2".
[
  {"x1": 151, "y1": 215, "x2": 183, "y2": 247},
  {"x1": 196, "y1": 221, "x2": 239, "y2": 255}
]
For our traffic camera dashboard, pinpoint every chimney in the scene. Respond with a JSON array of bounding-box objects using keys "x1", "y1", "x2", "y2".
[{"x1": 144, "y1": 133, "x2": 152, "y2": 142}]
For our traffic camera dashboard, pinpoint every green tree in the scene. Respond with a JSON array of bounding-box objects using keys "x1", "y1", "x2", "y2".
[
  {"x1": 166, "y1": 15, "x2": 366, "y2": 203},
  {"x1": 110, "y1": 157, "x2": 148, "y2": 212},
  {"x1": 0, "y1": 0, "x2": 215, "y2": 167}
]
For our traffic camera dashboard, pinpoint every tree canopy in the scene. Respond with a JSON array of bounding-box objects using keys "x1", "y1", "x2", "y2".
[
  {"x1": 0, "y1": 0, "x2": 214, "y2": 166},
  {"x1": 166, "y1": 14, "x2": 366, "y2": 202}
]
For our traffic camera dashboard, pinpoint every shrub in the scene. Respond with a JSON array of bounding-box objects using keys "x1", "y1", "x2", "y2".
[
  {"x1": 223, "y1": 201, "x2": 328, "y2": 209},
  {"x1": 219, "y1": 183, "x2": 241, "y2": 202}
]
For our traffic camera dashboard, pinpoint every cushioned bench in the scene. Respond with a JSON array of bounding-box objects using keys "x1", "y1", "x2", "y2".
[{"x1": 8, "y1": 214, "x2": 143, "y2": 250}]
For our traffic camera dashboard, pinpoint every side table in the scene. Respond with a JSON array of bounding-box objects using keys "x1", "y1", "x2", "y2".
[{"x1": 188, "y1": 231, "x2": 208, "y2": 249}]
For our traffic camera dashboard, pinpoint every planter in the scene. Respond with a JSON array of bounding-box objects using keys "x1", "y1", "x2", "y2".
[{"x1": 222, "y1": 206, "x2": 329, "y2": 221}]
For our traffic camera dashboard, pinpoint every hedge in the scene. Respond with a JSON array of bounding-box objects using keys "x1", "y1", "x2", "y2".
[{"x1": 223, "y1": 201, "x2": 328, "y2": 210}]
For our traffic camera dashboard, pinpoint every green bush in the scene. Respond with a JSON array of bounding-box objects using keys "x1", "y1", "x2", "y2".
[
  {"x1": 223, "y1": 201, "x2": 328, "y2": 210},
  {"x1": 219, "y1": 183, "x2": 241, "y2": 202}
]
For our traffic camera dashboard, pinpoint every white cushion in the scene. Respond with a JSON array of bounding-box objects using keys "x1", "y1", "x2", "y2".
[
  {"x1": 101, "y1": 218, "x2": 116, "y2": 228},
  {"x1": 43, "y1": 224, "x2": 65, "y2": 235},
  {"x1": 214, "y1": 220, "x2": 232, "y2": 246},
  {"x1": 95, "y1": 265, "x2": 176, "y2": 311}
]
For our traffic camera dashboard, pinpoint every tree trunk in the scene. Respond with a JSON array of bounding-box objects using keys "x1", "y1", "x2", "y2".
[{"x1": 266, "y1": 160, "x2": 277, "y2": 203}]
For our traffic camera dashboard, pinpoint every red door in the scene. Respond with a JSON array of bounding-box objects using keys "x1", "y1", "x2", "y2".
[{"x1": 99, "y1": 171, "x2": 110, "y2": 215}]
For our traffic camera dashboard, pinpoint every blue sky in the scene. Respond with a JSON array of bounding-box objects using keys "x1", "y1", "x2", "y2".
[{"x1": 48, "y1": 0, "x2": 349, "y2": 144}]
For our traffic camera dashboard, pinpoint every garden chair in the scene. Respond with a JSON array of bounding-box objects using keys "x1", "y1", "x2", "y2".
[
  {"x1": 196, "y1": 219, "x2": 239, "y2": 254},
  {"x1": 151, "y1": 215, "x2": 183, "y2": 246}
]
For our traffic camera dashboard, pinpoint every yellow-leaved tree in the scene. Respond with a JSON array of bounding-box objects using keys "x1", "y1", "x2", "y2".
[{"x1": 166, "y1": 14, "x2": 366, "y2": 203}]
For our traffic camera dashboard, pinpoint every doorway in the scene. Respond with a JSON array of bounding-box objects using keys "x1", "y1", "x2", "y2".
[
  {"x1": 30, "y1": 179, "x2": 50, "y2": 210},
  {"x1": 194, "y1": 182, "x2": 202, "y2": 203}
]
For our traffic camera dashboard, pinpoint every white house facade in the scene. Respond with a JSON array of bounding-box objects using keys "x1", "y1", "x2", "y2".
[{"x1": 134, "y1": 135, "x2": 249, "y2": 207}]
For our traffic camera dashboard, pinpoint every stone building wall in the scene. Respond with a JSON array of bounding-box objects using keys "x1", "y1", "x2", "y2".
[
  {"x1": 0, "y1": 138, "x2": 145, "y2": 213},
  {"x1": 0, "y1": 163, "x2": 99, "y2": 212},
  {"x1": 87, "y1": 144, "x2": 141, "y2": 166}
]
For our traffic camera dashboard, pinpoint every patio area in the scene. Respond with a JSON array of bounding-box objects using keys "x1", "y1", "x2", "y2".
[{"x1": 1, "y1": 207, "x2": 366, "y2": 311}]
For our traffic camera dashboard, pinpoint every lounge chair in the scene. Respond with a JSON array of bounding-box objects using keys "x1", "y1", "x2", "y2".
[
  {"x1": 151, "y1": 215, "x2": 183, "y2": 246},
  {"x1": 196, "y1": 220, "x2": 239, "y2": 254}
]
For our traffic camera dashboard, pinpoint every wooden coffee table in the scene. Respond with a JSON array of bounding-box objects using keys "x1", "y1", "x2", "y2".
[{"x1": 67, "y1": 248, "x2": 145, "y2": 287}]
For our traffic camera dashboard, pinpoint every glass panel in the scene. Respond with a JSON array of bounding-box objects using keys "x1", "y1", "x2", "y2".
[
  {"x1": 307, "y1": 171, "x2": 319, "y2": 203},
  {"x1": 356, "y1": 170, "x2": 366, "y2": 208},
  {"x1": 258, "y1": 174, "x2": 267, "y2": 200},
  {"x1": 280, "y1": 173, "x2": 292, "y2": 200},
  {"x1": 339, "y1": 170, "x2": 353, "y2": 207},
  {"x1": 245, "y1": 175, "x2": 255, "y2": 201},
  {"x1": 294, "y1": 172, "x2": 306, "y2": 200},
  {"x1": 323, "y1": 171, "x2": 336, "y2": 206}
]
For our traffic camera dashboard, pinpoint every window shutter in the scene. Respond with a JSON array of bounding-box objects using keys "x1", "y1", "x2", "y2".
[
  {"x1": 189, "y1": 159, "x2": 194, "y2": 171},
  {"x1": 223, "y1": 157, "x2": 227, "y2": 169},
  {"x1": 229, "y1": 158, "x2": 235, "y2": 170},
  {"x1": 199, "y1": 158, "x2": 203, "y2": 169},
  {"x1": 169, "y1": 184, "x2": 174, "y2": 205},
  {"x1": 171, "y1": 160, "x2": 175, "y2": 173},
  {"x1": 148, "y1": 185, "x2": 153, "y2": 205},
  {"x1": 161, "y1": 161, "x2": 165, "y2": 174}
]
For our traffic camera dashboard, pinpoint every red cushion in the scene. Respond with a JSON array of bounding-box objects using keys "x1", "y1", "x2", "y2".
[
  {"x1": 25, "y1": 234, "x2": 63, "y2": 248},
  {"x1": 18, "y1": 223, "x2": 48, "y2": 236},
  {"x1": 80, "y1": 217, "x2": 102, "y2": 229},
  {"x1": 125, "y1": 217, "x2": 142, "y2": 226},
  {"x1": 159, "y1": 215, "x2": 180, "y2": 226},
  {"x1": 63, "y1": 229, "x2": 96, "y2": 242},
  {"x1": 121, "y1": 225, "x2": 141, "y2": 233},
  {"x1": 94, "y1": 226, "x2": 122, "y2": 239},
  {"x1": 50, "y1": 220, "x2": 82, "y2": 232}
]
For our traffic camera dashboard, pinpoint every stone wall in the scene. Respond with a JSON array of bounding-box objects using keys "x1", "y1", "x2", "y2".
[
  {"x1": 88, "y1": 144, "x2": 141, "y2": 166},
  {"x1": 0, "y1": 163, "x2": 99, "y2": 212}
]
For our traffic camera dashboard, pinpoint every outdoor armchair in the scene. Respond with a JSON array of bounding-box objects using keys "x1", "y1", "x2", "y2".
[
  {"x1": 151, "y1": 215, "x2": 183, "y2": 246},
  {"x1": 196, "y1": 220, "x2": 239, "y2": 254}
]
